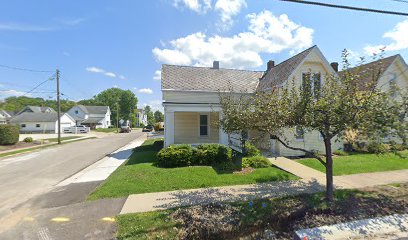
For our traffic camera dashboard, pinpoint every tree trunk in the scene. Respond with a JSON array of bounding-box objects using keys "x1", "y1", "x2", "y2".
[{"x1": 324, "y1": 138, "x2": 334, "y2": 202}]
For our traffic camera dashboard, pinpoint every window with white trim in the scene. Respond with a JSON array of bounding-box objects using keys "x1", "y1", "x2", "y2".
[
  {"x1": 302, "y1": 72, "x2": 321, "y2": 98},
  {"x1": 36, "y1": 124, "x2": 41, "y2": 128},
  {"x1": 199, "y1": 114, "x2": 209, "y2": 137}
]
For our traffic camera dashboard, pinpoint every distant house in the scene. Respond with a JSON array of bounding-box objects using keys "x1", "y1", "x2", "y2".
[
  {"x1": 0, "y1": 110, "x2": 13, "y2": 124},
  {"x1": 67, "y1": 105, "x2": 111, "y2": 129},
  {"x1": 136, "y1": 108, "x2": 148, "y2": 127},
  {"x1": 16, "y1": 106, "x2": 55, "y2": 115},
  {"x1": 10, "y1": 112, "x2": 75, "y2": 133}
]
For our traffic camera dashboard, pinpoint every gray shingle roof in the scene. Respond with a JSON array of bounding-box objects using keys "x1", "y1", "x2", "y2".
[
  {"x1": 338, "y1": 55, "x2": 399, "y2": 89},
  {"x1": 257, "y1": 46, "x2": 316, "y2": 91},
  {"x1": 10, "y1": 112, "x2": 63, "y2": 122},
  {"x1": 162, "y1": 65, "x2": 264, "y2": 93},
  {"x1": 77, "y1": 105, "x2": 109, "y2": 114},
  {"x1": 81, "y1": 117, "x2": 105, "y2": 124}
]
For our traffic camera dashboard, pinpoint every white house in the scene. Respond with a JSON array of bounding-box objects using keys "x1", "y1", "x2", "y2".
[
  {"x1": 10, "y1": 112, "x2": 75, "y2": 133},
  {"x1": 67, "y1": 105, "x2": 111, "y2": 129},
  {"x1": 0, "y1": 110, "x2": 12, "y2": 124},
  {"x1": 136, "y1": 108, "x2": 148, "y2": 127},
  {"x1": 161, "y1": 45, "x2": 408, "y2": 156}
]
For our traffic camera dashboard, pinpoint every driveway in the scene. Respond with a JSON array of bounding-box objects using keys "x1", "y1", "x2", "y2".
[{"x1": 0, "y1": 130, "x2": 143, "y2": 237}]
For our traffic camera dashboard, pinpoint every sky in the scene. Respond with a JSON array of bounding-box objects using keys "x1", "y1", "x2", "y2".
[{"x1": 0, "y1": 0, "x2": 407, "y2": 111}]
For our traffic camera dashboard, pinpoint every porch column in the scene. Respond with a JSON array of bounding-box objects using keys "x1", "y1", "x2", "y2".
[
  {"x1": 218, "y1": 111, "x2": 228, "y2": 145},
  {"x1": 164, "y1": 110, "x2": 175, "y2": 147}
]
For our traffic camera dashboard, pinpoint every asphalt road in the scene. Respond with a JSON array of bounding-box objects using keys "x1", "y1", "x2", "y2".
[{"x1": 0, "y1": 131, "x2": 143, "y2": 238}]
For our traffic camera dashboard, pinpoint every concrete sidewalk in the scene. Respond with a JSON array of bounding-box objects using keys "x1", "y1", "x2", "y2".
[
  {"x1": 120, "y1": 156, "x2": 408, "y2": 214},
  {"x1": 57, "y1": 134, "x2": 146, "y2": 186}
]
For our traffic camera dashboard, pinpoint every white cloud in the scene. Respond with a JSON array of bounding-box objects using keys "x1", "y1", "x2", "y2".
[
  {"x1": 0, "y1": 23, "x2": 53, "y2": 32},
  {"x1": 153, "y1": 70, "x2": 162, "y2": 81},
  {"x1": 173, "y1": 0, "x2": 211, "y2": 13},
  {"x1": 86, "y1": 66, "x2": 105, "y2": 73},
  {"x1": 142, "y1": 100, "x2": 163, "y2": 112},
  {"x1": 215, "y1": 0, "x2": 247, "y2": 30},
  {"x1": 364, "y1": 18, "x2": 408, "y2": 55},
  {"x1": 153, "y1": 11, "x2": 314, "y2": 69},
  {"x1": 86, "y1": 66, "x2": 125, "y2": 79},
  {"x1": 138, "y1": 88, "x2": 153, "y2": 94},
  {"x1": 104, "y1": 72, "x2": 116, "y2": 78},
  {"x1": 0, "y1": 89, "x2": 28, "y2": 98},
  {"x1": 60, "y1": 18, "x2": 85, "y2": 26}
]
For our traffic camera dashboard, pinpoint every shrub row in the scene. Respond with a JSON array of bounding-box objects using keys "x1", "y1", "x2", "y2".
[
  {"x1": 157, "y1": 142, "x2": 267, "y2": 168},
  {"x1": 0, "y1": 125, "x2": 19, "y2": 145},
  {"x1": 157, "y1": 144, "x2": 232, "y2": 168}
]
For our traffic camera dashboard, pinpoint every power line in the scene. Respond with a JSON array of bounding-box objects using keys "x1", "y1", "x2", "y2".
[
  {"x1": 21, "y1": 74, "x2": 55, "y2": 97},
  {"x1": 391, "y1": 0, "x2": 408, "y2": 4},
  {"x1": 279, "y1": 0, "x2": 408, "y2": 16},
  {"x1": 0, "y1": 64, "x2": 54, "y2": 73}
]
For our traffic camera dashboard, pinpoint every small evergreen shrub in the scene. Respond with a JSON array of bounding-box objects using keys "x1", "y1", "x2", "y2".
[
  {"x1": 242, "y1": 156, "x2": 271, "y2": 168},
  {"x1": 0, "y1": 125, "x2": 19, "y2": 145},
  {"x1": 157, "y1": 144, "x2": 198, "y2": 168},
  {"x1": 23, "y1": 137, "x2": 34, "y2": 143},
  {"x1": 243, "y1": 142, "x2": 261, "y2": 157},
  {"x1": 333, "y1": 150, "x2": 348, "y2": 156},
  {"x1": 196, "y1": 144, "x2": 232, "y2": 165}
]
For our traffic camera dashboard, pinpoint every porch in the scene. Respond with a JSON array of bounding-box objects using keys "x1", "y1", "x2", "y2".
[{"x1": 164, "y1": 104, "x2": 228, "y2": 147}]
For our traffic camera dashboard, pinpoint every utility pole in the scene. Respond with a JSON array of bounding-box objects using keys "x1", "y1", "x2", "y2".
[
  {"x1": 116, "y1": 103, "x2": 119, "y2": 133},
  {"x1": 56, "y1": 69, "x2": 61, "y2": 144}
]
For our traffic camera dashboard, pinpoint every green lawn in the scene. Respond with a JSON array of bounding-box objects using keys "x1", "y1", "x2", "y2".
[
  {"x1": 45, "y1": 136, "x2": 81, "y2": 142},
  {"x1": 88, "y1": 139, "x2": 297, "y2": 200},
  {"x1": 93, "y1": 128, "x2": 119, "y2": 133},
  {"x1": 298, "y1": 150, "x2": 408, "y2": 176}
]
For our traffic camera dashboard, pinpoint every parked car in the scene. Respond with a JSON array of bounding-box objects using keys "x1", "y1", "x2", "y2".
[
  {"x1": 142, "y1": 125, "x2": 153, "y2": 132},
  {"x1": 63, "y1": 125, "x2": 90, "y2": 134},
  {"x1": 120, "y1": 120, "x2": 132, "y2": 133}
]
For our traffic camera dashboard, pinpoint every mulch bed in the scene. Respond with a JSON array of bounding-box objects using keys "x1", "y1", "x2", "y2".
[
  {"x1": 0, "y1": 141, "x2": 48, "y2": 152},
  {"x1": 170, "y1": 183, "x2": 408, "y2": 239}
]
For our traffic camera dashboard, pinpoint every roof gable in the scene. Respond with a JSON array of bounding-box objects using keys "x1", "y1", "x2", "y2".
[
  {"x1": 257, "y1": 46, "x2": 316, "y2": 91},
  {"x1": 77, "y1": 105, "x2": 109, "y2": 114},
  {"x1": 10, "y1": 112, "x2": 61, "y2": 122}
]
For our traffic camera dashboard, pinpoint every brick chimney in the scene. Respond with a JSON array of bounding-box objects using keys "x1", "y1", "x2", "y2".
[
  {"x1": 330, "y1": 62, "x2": 339, "y2": 72},
  {"x1": 213, "y1": 61, "x2": 219, "y2": 69},
  {"x1": 267, "y1": 60, "x2": 275, "y2": 71}
]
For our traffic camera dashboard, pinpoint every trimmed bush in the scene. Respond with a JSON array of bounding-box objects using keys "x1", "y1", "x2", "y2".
[
  {"x1": 366, "y1": 142, "x2": 390, "y2": 154},
  {"x1": 157, "y1": 144, "x2": 198, "y2": 168},
  {"x1": 0, "y1": 125, "x2": 19, "y2": 145},
  {"x1": 156, "y1": 143, "x2": 233, "y2": 168},
  {"x1": 242, "y1": 155, "x2": 271, "y2": 168},
  {"x1": 333, "y1": 150, "x2": 348, "y2": 156},
  {"x1": 196, "y1": 144, "x2": 232, "y2": 165},
  {"x1": 243, "y1": 142, "x2": 261, "y2": 157},
  {"x1": 23, "y1": 137, "x2": 34, "y2": 143}
]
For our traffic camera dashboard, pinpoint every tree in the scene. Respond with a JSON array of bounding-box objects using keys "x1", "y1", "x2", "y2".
[
  {"x1": 154, "y1": 110, "x2": 164, "y2": 123},
  {"x1": 219, "y1": 51, "x2": 400, "y2": 202},
  {"x1": 93, "y1": 88, "x2": 138, "y2": 127},
  {"x1": 144, "y1": 105, "x2": 155, "y2": 125}
]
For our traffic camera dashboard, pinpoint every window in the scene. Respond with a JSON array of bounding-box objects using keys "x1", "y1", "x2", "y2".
[
  {"x1": 199, "y1": 114, "x2": 209, "y2": 137},
  {"x1": 302, "y1": 72, "x2": 321, "y2": 98},
  {"x1": 75, "y1": 110, "x2": 79, "y2": 114},
  {"x1": 36, "y1": 124, "x2": 41, "y2": 128},
  {"x1": 295, "y1": 127, "x2": 304, "y2": 141},
  {"x1": 21, "y1": 124, "x2": 26, "y2": 128}
]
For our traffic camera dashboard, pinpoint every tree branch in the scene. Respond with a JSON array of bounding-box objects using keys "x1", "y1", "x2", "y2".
[{"x1": 275, "y1": 136, "x2": 327, "y2": 167}]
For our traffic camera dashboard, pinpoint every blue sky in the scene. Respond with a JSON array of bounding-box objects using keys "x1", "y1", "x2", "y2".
[{"x1": 0, "y1": 0, "x2": 407, "y2": 111}]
